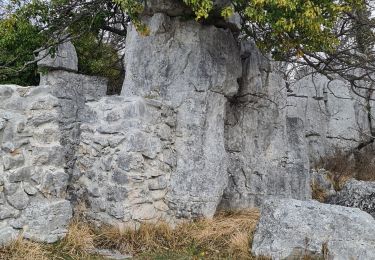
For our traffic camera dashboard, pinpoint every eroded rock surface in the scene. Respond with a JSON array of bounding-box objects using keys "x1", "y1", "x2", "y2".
[
  {"x1": 221, "y1": 42, "x2": 311, "y2": 209},
  {"x1": 37, "y1": 41, "x2": 78, "y2": 72},
  {"x1": 328, "y1": 179, "x2": 375, "y2": 218},
  {"x1": 288, "y1": 74, "x2": 370, "y2": 162},
  {"x1": 252, "y1": 198, "x2": 375, "y2": 260},
  {"x1": 122, "y1": 13, "x2": 242, "y2": 218}
]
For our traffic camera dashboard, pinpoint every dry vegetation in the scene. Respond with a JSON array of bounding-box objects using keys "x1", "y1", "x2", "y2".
[
  {"x1": 0, "y1": 209, "x2": 266, "y2": 260},
  {"x1": 311, "y1": 181, "x2": 328, "y2": 203},
  {"x1": 315, "y1": 149, "x2": 375, "y2": 191}
]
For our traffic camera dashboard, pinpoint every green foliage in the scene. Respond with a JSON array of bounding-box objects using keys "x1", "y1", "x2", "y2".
[
  {"x1": 0, "y1": 3, "x2": 46, "y2": 85},
  {"x1": 180, "y1": 0, "x2": 362, "y2": 59},
  {"x1": 73, "y1": 33, "x2": 123, "y2": 93},
  {"x1": 0, "y1": 0, "x2": 125, "y2": 88},
  {"x1": 183, "y1": 0, "x2": 213, "y2": 19}
]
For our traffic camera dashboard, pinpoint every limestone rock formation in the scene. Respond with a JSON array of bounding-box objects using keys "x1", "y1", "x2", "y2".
[
  {"x1": 221, "y1": 42, "x2": 311, "y2": 209},
  {"x1": 1, "y1": 4, "x2": 374, "y2": 249},
  {"x1": 288, "y1": 74, "x2": 370, "y2": 162},
  {"x1": 328, "y1": 179, "x2": 375, "y2": 218},
  {"x1": 37, "y1": 41, "x2": 78, "y2": 72},
  {"x1": 119, "y1": 11, "x2": 312, "y2": 218},
  {"x1": 252, "y1": 198, "x2": 375, "y2": 259},
  {"x1": 122, "y1": 13, "x2": 242, "y2": 218}
]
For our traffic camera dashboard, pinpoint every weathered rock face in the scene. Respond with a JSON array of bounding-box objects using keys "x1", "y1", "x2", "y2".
[
  {"x1": 75, "y1": 96, "x2": 176, "y2": 226},
  {"x1": 37, "y1": 41, "x2": 78, "y2": 72},
  {"x1": 122, "y1": 13, "x2": 242, "y2": 218},
  {"x1": 0, "y1": 85, "x2": 72, "y2": 243},
  {"x1": 288, "y1": 74, "x2": 370, "y2": 162},
  {"x1": 221, "y1": 42, "x2": 311, "y2": 209},
  {"x1": 120, "y1": 12, "x2": 313, "y2": 218},
  {"x1": 252, "y1": 198, "x2": 375, "y2": 259},
  {"x1": 328, "y1": 179, "x2": 375, "y2": 218}
]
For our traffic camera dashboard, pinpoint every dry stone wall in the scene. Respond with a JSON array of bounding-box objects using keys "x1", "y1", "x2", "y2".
[
  {"x1": 0, "y1": 85, "x2": 72, "y2": 244},
  {"x1": 75, "y1": 96, "x2": 176, "y2": 226}
]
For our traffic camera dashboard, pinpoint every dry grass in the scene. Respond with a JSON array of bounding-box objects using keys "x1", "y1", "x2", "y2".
[
  {"x1": 0, "y1": 236, "x2": 48, "y2": 260},
  {"x1": 0, "y1": 209, "x2": 263, "y2": 260},
  {"x1": 51, "y1": 219, "x2": 96, "y2": 258},
  {"x1": 96, "y1": 208, "x2": 262, "y2": 259},
  {"x1": 315, "y1": 149, "x2": 375, "y2": 190},
  {"x1": 311, "y1": 181, "x2": 328, "y2": 203}
]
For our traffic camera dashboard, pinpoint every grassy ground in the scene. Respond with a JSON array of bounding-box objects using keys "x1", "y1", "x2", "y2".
[{"x1": 0, "y1": 209, "x2": 264, "y2": 260}]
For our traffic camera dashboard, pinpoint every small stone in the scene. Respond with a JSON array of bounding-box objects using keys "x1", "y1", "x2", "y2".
[
  {"x1": 38, "y1": 169, "x2": 69, "y2": 197},
  {"x1": 148, "y1": 176, "x2": 167, "y2": 190},
  {"x1": 0, "y1": 204, "x2": 20, "y2": 220},
  {"x1": 117, "y1": 153, "x2": 144, "y2": 171},
  {"x1": 0, "y1": 225, "x2": 18, "y2": 246},
  {"x1": 3, "y1": 153, "x2": 25, "y2": 170},
  {"x1": 8, "y1": 166, "x2": 32, "y2": 182},
  {"x1": 131, "y1": 203, "x2": 156, "y2": 220},
  {"x1": 0, "y1": 118, "x2": 6, "y2": 130},
  {"x1": 7, "y1": 187, "x2": 30, "y2": 210},
  {"x1": 23, "y1": 183, "x2": 38, "y2": 196},
  {"x1": 9, "y1": 199, "x2": 72, "y2": 243},
  {"x1": 112, "y1": 168, "x2": 129, "y2": 185},
  {"x1": 252, "y1": 198, "x2": 375, "y2": 259},
  {"x1": 28, "y1": 112, "x2": 56, "y2": 126},
  {"x1": 328, "y1": 179, "x2": 375, "y2": 218},
  {"x1": 37, "y1": 41, "x2": 78, "y2": 72}
]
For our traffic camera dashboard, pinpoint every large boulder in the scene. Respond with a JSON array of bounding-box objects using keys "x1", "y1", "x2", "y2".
[
  {"x1": 252, "y1": 198, "x2": 375, "y2": 259},
  {"x1": 328, "y1": 179, "x2": 375, "y2": 218}
]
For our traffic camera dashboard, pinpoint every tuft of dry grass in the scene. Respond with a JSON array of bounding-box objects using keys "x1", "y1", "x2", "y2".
[
  {"x1": 52, "y1": 218, "x2": 96, "y2": 258},
  {"x1": 0, "y1": 235, "x2": 48, "y2": 260},
  {"x1": 315, "y1": 149, "x2": 375, "y2": 190},
  {"x1": 0, "y1": 209, "x2": 263, "y2": 260},
  {"x1": 96, "y1": 208, "x2": 261, "y2": 259}
]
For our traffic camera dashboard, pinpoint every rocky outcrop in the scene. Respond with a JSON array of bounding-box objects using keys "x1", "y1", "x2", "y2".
[
  {"x1": 0, "y1": 85, "x2": 72, "y2": 243},
  {"x1": 119, "y1": 11, "x2": 312, "y2": 218},
  {"x1": 1, "y1": 3, "x2": 374, "y2": 248},
  {"x1": 40, "y1": 70, "x2": 107, "y2": 181},
  {"x1": 288, "y1": 74, "x2": 371, "y2": 162},
  {"x1": 122, "y1": 13, "x2": 242, "y2": 218},
  {"x1": 221, "y1": 42, "x2": 310, "y2": 209},
  {"x1": 252, "y1": 198, "x2": 375, "y2": 259},
  {"x1": 328, "y1": 179, "x2": 375, "y2": 218}
]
